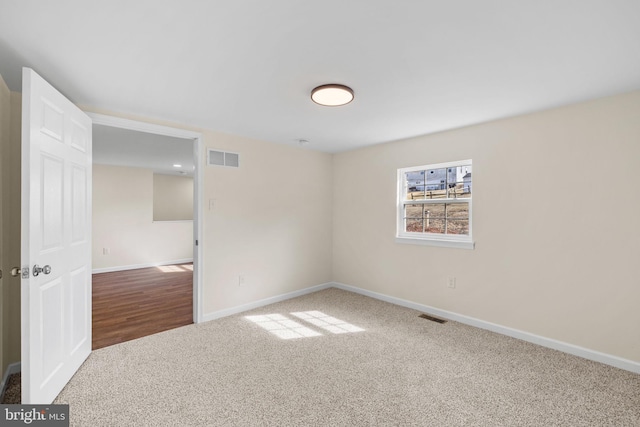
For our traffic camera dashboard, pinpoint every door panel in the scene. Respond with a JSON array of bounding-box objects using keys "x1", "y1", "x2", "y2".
[
  {"x1": 71, "y1": 165, "x2": 87, "y2": 243},
  {"x1": 21, "y1": 68, "x2": 92, "y2": 404},
  {"x1": 41, "y1": 154, "x2": 64, "y2": 250},
  {"x1": 69, "y1": 267, "x2": 89, "y2": 352},
  {"x1": 41, "y1": 278, "x2": 64, "y2": 382}
]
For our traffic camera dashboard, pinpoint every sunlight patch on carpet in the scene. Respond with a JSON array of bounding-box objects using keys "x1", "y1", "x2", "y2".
[
  {"x1": 291, "y1": 311, "x2": 365, "y2": 334},
  {"x1": 245, "y1": 314, "x2": 322, "y2": 339}
]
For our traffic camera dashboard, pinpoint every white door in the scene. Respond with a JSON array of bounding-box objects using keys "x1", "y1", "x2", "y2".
[{"x1": 21, "y1": 68, "x2": 92, "y2": 404}]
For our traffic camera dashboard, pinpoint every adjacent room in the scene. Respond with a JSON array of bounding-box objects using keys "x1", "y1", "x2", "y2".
[
  {"x1": 0, "y1": 1, "x2": 639, "y2": 425},
  {"x1": 91, "y1": 124, "x2": 197, "y2": 349}
]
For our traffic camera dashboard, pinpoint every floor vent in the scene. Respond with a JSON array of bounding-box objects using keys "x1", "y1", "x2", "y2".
[{"x1": 419, "y1": 314, "x2": 447, "y2": 324}]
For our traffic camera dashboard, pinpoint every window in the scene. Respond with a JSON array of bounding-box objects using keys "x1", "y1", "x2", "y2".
[{"x1": 397, "y1": 160, "x2": 474, "y2": 249}]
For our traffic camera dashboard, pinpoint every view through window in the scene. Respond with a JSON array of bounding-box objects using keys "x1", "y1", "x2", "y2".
[{"x1": 397, "y1": 160, "x2": 473, "y2": 249}]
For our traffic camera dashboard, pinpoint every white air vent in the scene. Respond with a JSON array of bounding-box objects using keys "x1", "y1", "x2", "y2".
[{"x1": 208, "y1": 149, "x2": 240, "y2": 168}]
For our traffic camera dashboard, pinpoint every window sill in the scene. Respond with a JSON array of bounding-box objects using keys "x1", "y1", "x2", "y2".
[{"x1": 395, "y1": 236, "x2": 475, "y2": 250}]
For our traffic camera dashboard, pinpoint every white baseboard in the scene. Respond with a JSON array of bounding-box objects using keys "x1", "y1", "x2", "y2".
[
  {"x1": 92, "y1": 258, "x2": 193, "y2": 274},
  {"x1": 202, "y1": 282, "x2": 333, "y2": 322},
  {"x1": 331, "y1": 282, "x2": 640, "y2": 374},
  {"x1": 0, "y1": 362, "x2": 21, "y2": 400}
]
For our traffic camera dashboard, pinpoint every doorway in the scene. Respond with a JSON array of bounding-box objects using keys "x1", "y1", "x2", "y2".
[{"x1": 88, "y1": 114, "x2": 203, "y2": 348}]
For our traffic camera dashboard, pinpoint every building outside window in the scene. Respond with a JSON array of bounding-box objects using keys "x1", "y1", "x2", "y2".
[{"x1": 397, "y1": 160, "x2": 474, "y2": 249}]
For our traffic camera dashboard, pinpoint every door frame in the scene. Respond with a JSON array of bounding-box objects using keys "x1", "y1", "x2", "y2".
[{"x1": 87, "y1": 113, "x2": 204, "y2": 323}]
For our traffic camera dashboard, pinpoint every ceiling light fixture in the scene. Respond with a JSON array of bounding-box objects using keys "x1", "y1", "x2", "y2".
[
  {"x1": 311, "y1": 84, "x2": 354, "y2": 107},
  {"x1": 173, "y1": 164, "x2": 182, "y2": 168}
]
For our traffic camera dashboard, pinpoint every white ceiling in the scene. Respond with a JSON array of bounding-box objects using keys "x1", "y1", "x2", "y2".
[
  {"x1": 1, "y1": 1, "x2": 639, "y2": 153},
  {"x1": 93, "y1": 125, "x2": 194, "y2": 176}
]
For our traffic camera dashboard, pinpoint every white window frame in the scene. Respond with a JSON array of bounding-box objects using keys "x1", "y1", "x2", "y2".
[{"x1": 396, "y1": 159, "x2": 474, "y2": 249}]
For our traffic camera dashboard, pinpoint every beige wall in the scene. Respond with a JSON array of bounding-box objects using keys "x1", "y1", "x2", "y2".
[
  {"x1": 333, "y1": 90, "x2": 640, "y2": 363},
  {"x1": 200, "y1": 130, "x2": 334, "y2": 313},
  {"x1": 153, "y1": 173, "x2": 194, "y2": 221},
  {"x1": 93, "y1": 164, "x2": 193, "y2": 271},
  {"x1": 1, "y1": 85, "x2": 21, "y2": 374},
  {"x1": 0, "y1": 74, "x2": 7, "y2": 373}
]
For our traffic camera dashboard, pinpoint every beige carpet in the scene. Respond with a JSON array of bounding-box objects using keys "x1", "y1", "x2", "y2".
[
  {"x1": 1, "y1": 372, "x2": 20, "y2": 404},
  {"x1": 55, "y1": 288, "x2": 640, "y2": 426}
]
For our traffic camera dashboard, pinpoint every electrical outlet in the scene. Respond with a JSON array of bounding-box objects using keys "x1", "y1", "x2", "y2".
[
  {"x1": 102, "y1": 247, "x2": 110, "y2": 255},
  {"x1": 238, "y1": 275, "x2": 246, "y2": 287},
  {"x1": 447, "y1": 277, "x2": 456, "y2": 289}
]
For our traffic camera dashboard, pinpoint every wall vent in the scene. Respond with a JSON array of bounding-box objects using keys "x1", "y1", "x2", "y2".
[
  {"x1": 208, "y1": 149, "x2": 240, "y2": 168},
  {"x1": 418, "y1": 314, "x2": 447, "y2": 324}
]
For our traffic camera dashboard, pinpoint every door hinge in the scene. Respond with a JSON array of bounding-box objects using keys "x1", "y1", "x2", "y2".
[{"x1": 195, "y1": 240, "x2": 199, "y2": 246}]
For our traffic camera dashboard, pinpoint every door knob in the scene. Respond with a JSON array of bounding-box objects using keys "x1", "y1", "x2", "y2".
[
  {"x1": 10, "y1": 267, "x2": 22, "y2": 277},
  {"x1": 33, "y1": 264, "x2": 52, "y2": 277}
]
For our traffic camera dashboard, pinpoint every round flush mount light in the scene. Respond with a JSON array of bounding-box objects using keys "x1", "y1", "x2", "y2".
[{"x1": 311, "y1": 84, "x2": 354, "y2": 107}]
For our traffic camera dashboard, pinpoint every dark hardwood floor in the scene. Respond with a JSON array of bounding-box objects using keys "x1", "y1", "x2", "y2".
[{"x1": 92, "y1": 263, "x2": 193, "y2": 350}]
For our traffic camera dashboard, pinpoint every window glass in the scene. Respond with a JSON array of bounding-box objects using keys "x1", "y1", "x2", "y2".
[{"x1": 397, "y1": 160, "x2": 473, "y2": 247}]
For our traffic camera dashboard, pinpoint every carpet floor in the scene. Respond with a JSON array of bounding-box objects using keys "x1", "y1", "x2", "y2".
[
  {"x1": 1, "y1": 373, "x2": 20, "y2": 404},
  {"x1": 54, "y1": 288, "x2": 640, "y2": 426}
]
